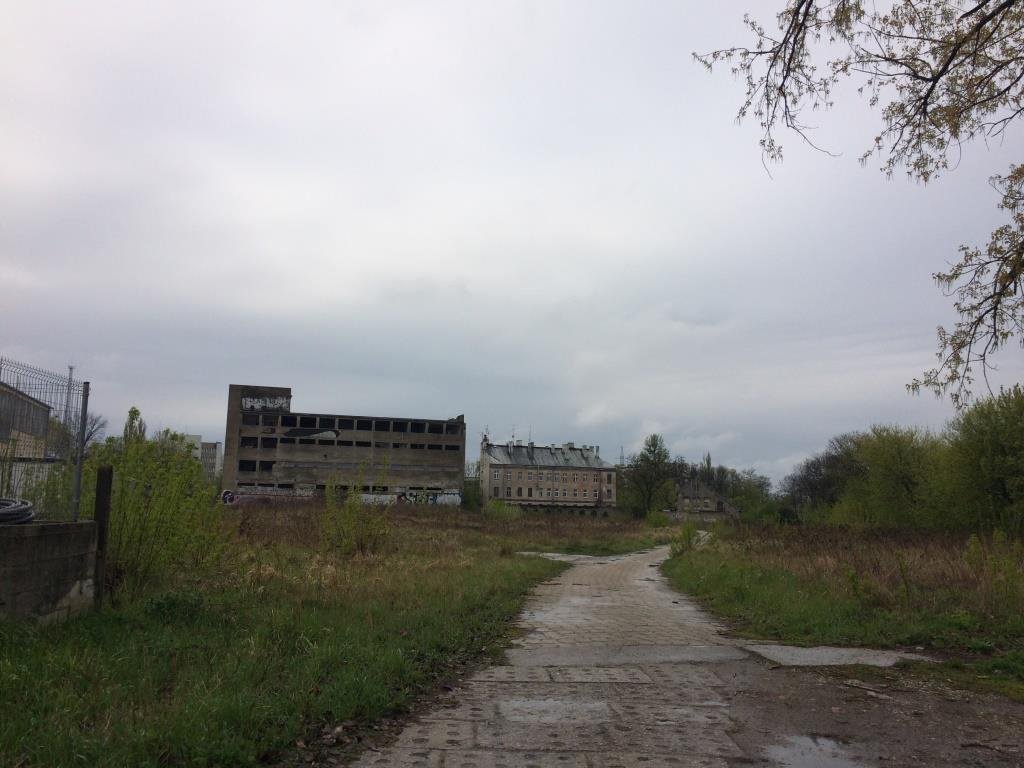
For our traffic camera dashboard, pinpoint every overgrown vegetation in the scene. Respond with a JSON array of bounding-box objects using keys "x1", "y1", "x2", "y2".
[
  {"x1": 663, "y1": 524, "x2": 1024, "y2": 701},
  {"x1": 778, "y1": 386, "x2": 1024, "y2": 534},
  {"x1": 2, "y1": 411, "x2": 673, "y2": 767}
]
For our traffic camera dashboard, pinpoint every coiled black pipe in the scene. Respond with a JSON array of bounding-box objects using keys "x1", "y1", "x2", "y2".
[{"x1": 0, "y1": 498, "x2": 35, "y2": 525}]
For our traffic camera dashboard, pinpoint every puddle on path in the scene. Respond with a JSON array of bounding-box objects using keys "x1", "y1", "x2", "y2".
[{"x1": 764, "y1": 735, "x2": 864, "y2": 767}]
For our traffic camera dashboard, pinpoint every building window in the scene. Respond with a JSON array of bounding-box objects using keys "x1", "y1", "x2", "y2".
[
  {"x1": 318, "y1": 417, "x2": 335, "y2": 429},
  {"x1": 573, "y1": 489, "x2": 579, "y2": 498},
  {"x1": 355, "y1": 440, "x2": 371, "y2": 447},
  {"x1": 546, "y1": 488, "x2": 552, "y2": 497},
  {"x1": 505, "y1": 471, "x2": 512, "y2": 480},
  {"x1": 427, "y1": 444, "x2": 443, "y2": 451},
  {"x1": 356, "y1": 419, "x2": 372, "y2": 431},
  {"x1": 279, "y1": 437, "x2": 296, "y2": 444},
  {"x1": 238, "y1": 459, "x2": 257, "y2": 472},
  {"x1": 261, "y1": 437, "x2": 277, "y2": 449},
  {"x1": 258, "y1": 460, "x2": 275, "y2": 472},
  {"x1": 339, "y1": 418, "x2": 354, "y2": 430},
  {"x1": 281, "y1": 415, "x2": 297, "y2": 427},
  {"x1": 572, "y1": 473, "x2": 578, "y2": 482},
  {"x1": 517, "y1": 471, "x2": 522, "y2": 480},
  {"x1": 516, "y1": 487, "x2": 523, "y2": 497},
  {"x1": 562, "y1": 473, "x2": 567, "y2": 482},
  {"x1": 262, "y1": 414, "x2": 277, "y2": 426},
  {"x1": 606, "y1": 472, "x2": 612, "y2": 483},
  {"x1": 392, "y1": 420, "x2": 408, "y2": 433},
  {"x1": 428, "y1": 422, "x2": 444, "y2": 434},
  {"x1": 240, "y1": 436, "x2": 258, "y2": 448},
  {"x1": 241, "y1": 414, "x2": 259, "y2": 426},
  {"x1": 527, "y1": 471, "x2": 533, "y2": 481},
  {"x1": 374, "y1": 420, "x2": 390, "y2": 432},
  {"x1": 605, "y1": 488, "x2": 611, "y2": 499},
  {"x1": 528, "y1": 488, "x2": 533, "y2": 498},
  {"x1": 561, "y1": 488, "x2": 567, "y2": 497},
  {"x1": 493, "y1": 470, "x2": 500, "y2": 480},
  {"x1": 492, "y1": 486, "x2": 499, "y2": 497},
  {"x1": 505, "y1": 487, "x2": 511, "y2": 497},
  {"x1": 300, "y1": 416, "x2": 316, "y2": 428},
  {"x1": 593, "y1": 473, "x2": 598, "y2": 482},
  {"x1": 582, "y1": 489, "x2": 588, "y2": 498},
  {"x1": 444, "y1": 445, "x2": 460, "y2": 451}
]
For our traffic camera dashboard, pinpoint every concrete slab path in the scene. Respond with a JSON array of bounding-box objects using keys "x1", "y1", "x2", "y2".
[{"x1": 349, "y1": 546, "x2": 1024, "y2": 768}]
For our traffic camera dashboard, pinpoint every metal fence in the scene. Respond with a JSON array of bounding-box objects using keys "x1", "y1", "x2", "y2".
[{"x1": 0, "y1": 357, "x2": 90, "y2": 520}]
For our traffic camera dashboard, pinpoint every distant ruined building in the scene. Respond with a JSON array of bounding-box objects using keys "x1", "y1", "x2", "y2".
[{"x1": 222, "y1": 385, "x2": 465, "y2": 503}]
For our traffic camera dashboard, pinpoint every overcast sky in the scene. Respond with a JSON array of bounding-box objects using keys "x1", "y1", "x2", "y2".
[{"x1": 3, "y1": 1, "x2": 1022, "y2": 482}]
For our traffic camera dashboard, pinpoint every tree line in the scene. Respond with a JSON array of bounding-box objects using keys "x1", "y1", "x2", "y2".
[{"x1": 777, "y1": 386, "x2": 1024, "y2": 534}]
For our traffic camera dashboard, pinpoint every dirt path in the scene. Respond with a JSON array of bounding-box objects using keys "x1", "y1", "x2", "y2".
[{"x1": 350, "y1": 547, "x2": 1024, "y2": 767}]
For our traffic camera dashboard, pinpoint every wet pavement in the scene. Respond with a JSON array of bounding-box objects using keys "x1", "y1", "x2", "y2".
[{"x1": 348, "y1": 547, "x2": 1018, "y2": 768}]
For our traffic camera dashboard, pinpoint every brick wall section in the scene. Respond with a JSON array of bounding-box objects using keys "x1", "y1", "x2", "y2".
[{"x1": 0, "y1": 522, "x2": 96, "y2": 624}]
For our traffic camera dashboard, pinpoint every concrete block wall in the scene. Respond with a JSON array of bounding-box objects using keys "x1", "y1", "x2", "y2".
[{"x1": 0, "y1": 521, "x2": 96, "y2": 624}]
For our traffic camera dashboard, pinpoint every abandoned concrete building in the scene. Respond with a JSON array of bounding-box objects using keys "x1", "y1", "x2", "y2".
[
  {"x1": 185, "y1": 435, "x2": 223, "y2": 481},
  {"x1": 676, "y1": 481, "x2": 739, "y2": 520},
  {"x1": 223, "y1": 385, "x2": 466, "y2": 501},
  {"x1": 479, "y1": 436, "x2": 616, "y2": 508}
]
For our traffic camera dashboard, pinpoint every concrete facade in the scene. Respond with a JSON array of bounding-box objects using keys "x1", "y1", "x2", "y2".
[
  {"x1": 0, "y1": 521, "x2": 96, "y2": 623},
  {"x1": 223, "y1": 384, "x2": 466, "y2": 501},
  {"x1": 479, "y1": 437, "x2": 616, "y2": 508},
  {"x1": 675, "y1": 482, "x2": 739, "y2": 521}
]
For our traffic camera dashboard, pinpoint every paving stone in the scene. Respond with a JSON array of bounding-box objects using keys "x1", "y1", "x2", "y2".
[
  {"x1": 442, "y1": 749, "x2": 588, "y2": 768},
  {"x1": 349, "y1": 748, "x2": 441, "y2": 767},
  {"x1": 593, "y1": 753, "x2": 730, "y2": 768},
  {"x1": 497, "y1": 699, "x2": 613, "y2": 723},
  {"x1": 476, "y1": 722, "x2": 741, "y2": 757},
  {"x1": 547, "y1": 666, "x2": 653, "y2": 684},
  {"x1": 745, "y1": 644, "x2": 933, "y2": 668},
  {"x1": 471, "y1": 666, "x2": 553, "y2": 682},
  {"x1": 506, "y1": 645, "x2": 747, "y2": 667},
  {"x1": 393, "y1": 721, "x2": 475, "y2": 750}
]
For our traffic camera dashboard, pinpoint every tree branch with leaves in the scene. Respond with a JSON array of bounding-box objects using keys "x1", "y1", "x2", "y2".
[{"x1": 698, "y1": 0, "x2": 1024, "y2": 403}]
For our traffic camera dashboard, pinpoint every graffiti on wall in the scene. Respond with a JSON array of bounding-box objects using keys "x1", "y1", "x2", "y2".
[{"x1": 241, "y1": 395, "x2": 291, "y2": 411}]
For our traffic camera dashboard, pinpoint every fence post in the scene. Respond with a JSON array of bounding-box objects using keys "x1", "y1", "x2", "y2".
[
  {"x1": 69, "y1": 381, "x2": 90, "y2": 521},
  {"x1": 93, "y1": 465, "x2": 112, "y2": 610}
]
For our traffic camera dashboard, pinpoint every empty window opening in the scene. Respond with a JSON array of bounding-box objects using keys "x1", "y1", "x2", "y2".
[
  {"x1": 339, "y1": 418, "x2": 354, "y2": 430},
  {"x1": 299, "y1": 416, "x2": 316, "y2": 428},
  {"x1": 238, "y1": 460, "x2": 257, "y2": 472},
  {"x1": 299, "y1": 438, "x2": 315, "y2": 445},
  {"x1": 355, "y1": 440, "x2": 371, "y2": 447},
  {"x1": 392, "y1": 420, "x2": 408, "y2": 433},
  {"x1": 241, "y1": 414, "x2": 259, "y2": 426},
  {"x1": 372, "y1": 485, "x2": 388, "y2": 493},
  {"x1": 339, "y1": 440, "x2": 354, "y2": 446},
  {"x1": 258, "y1": 483, "x2": 275, "y2": 488},
  {"x1": 445, "y1": 423, "x2": 460, "y2": 435},
  {"x1": 240, "y1": 436, "x2": 258, "y2": 448},
  {"x1": 516, "y1": 487, "x2": 523, "y2": 497},
  {"x1": 410, "y1": 443, "x2": 425, "y2": 450},
  {"x1": 261, "y1": 438, "x2": 277, "y2": 449},
  {"x1": 392, "y1": 443, "x2": 406, "y2": 449},
  {"x1": 279, "y1": 437, "x2": 296, "y2": 444},
  {"x1": 428, "y1": 422, "x2": 444, "y2": 434},
  {"x1": 261, "y1": 414, "x2": 277, "y2": 426},
  {"x1": 375, "y1": 442, "x2": 389, "y2": 448},
  {"x1": 427, "y1": 444, "x2": 443, "y2": 450},
  {"x1": 317, "y1": 439, "x2": 333, "y2": 446},
  {"x1": 505, "y1": 487, "x2": 511, "y2": 497},
  {"x1": 374, "y1": 420, "x2": 390, "y2": 432},
  {"x1": 411, "y1": 421, "x2": 426, "y2": 433},
  {"x1": 258, "y1": 460, "x2": 275, "y2": 472},
  {"x1": 492, "y1": 486, "x2": 499, "y2": 497},
  {"x1": 277, "y1": 483, "x2": 294, "y2": 489},
  {"x1": 281, "y1": 415, "x2": 297, "y2": 427},
  {"x1": 361, "y1": 485, "x2": 371, "y2": 493},
  {"x1": 318, "y1": 417, "x2": 335, "y2": 429},
  {"x1": 444, "y1": 445, "x2": 459, "y2": 451},
  {"x1": 528, "y1": 488, "x2": 533, "y2": 498},
  {"x1": 238, "y1": 482, "x2": 255, "y2": 487},
  {"x1": 356, "y1": 419, "x2": 372, "y2": 431}
]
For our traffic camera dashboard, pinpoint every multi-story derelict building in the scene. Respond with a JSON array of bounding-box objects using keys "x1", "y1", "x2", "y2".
[
  {"x1": 223, "y1": 385, "x2": 466, "y2": 502},
  {"x1": 479, "y1": 436, "x2": 616, "y2": 508}
]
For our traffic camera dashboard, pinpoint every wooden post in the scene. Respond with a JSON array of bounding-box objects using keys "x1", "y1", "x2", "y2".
[{"x1": 93, "y1": 465, "x2": 112, "y2": 609}]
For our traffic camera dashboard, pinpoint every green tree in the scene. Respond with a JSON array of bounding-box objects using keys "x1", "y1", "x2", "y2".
[
  {"x1": 621, "y1": 434, "x2": 676, "y2": 519},
  {"x1": 949, "y1": 384, "x2": 1024, "y2": 534},
  {"x1": 699, "y1": 2, "x2": 1024, "y2": 404}
]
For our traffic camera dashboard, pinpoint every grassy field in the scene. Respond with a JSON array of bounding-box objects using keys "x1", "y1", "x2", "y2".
[
  {"x1": 0, "y1": 505, "x2": 671, "y2": 768},
  {"x1": 662, "y1": 524, "x2": 1024, "y2": 700}
]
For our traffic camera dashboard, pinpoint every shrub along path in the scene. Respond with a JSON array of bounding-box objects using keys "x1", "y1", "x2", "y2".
[{"x1": 344, "y1": 547, "x2": 1024, "y2": 767}]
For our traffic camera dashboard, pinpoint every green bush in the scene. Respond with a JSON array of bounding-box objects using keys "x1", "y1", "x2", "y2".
[
  {"x1": 322, "y1": 483, "x2": 390, "y2": 557},
  {"x1": 669, "y1": 521, "x2": 700, "y2": 557},
  {"x1": 645, "y1": 510, "x2": 671, "y2": 528}
]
